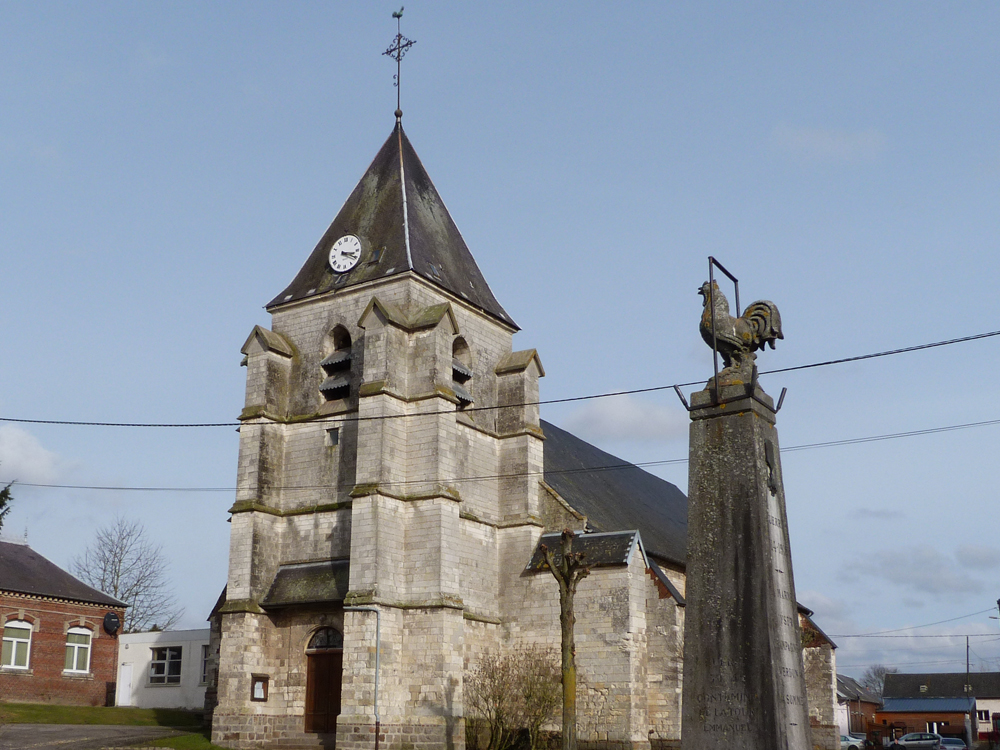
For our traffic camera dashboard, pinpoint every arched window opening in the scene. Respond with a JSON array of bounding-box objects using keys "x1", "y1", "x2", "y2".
[
  {"x1": 320, "y1": 327, "x2": 352, "y2": 401},
  {"x1": 452, "y1": 337, "x2": 473, "y2": 409},
  {"x1": 2, "y1": 620, "x2": 32, "y2": 669},
  {"x1": 64, "y1": 627, "x2": 92, "y2": 674},
  {"x1": 307, "y1": 627, "x2": 344, "y2": 652}
]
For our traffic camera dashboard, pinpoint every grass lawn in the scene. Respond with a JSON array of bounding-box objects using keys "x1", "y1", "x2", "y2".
[
  {"x1": 148, "y1": 726, "x2": 225, "y2": 750},
  {"x1": 0, "y1": 701, "x2": 203, "y2": 727},
  {"x1": 0, "y1": 702, "x2": 225, "y2": 748}
]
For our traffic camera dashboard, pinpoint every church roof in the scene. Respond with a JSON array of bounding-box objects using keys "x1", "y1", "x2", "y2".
[
  {"x1": 268, "y1": 122, "x2": 516, "y2": 329},
  {"x1": 541, "y1": 420, "x2": 688, "y2": 566},
  {"x1": 0, "y1": 539, "x2": 127, "y2": 608}
]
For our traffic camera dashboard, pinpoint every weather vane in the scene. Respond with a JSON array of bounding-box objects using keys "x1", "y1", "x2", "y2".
[{"x1": 383, "y1": 7, "x2": 416, "y2": 119}]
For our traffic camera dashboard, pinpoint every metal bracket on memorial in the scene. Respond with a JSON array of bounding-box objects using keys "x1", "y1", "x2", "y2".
[
  {"x1": 673, "y1": 371, "x2": 787, "y2": 413},
  {"x1": 673, "y1": 257, "x2": 788, "y2": 413}
]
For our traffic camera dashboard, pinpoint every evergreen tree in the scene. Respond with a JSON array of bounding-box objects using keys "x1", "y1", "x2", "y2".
[{"x1": 0, "y1": 481, "x2": 12, "y2": 533}]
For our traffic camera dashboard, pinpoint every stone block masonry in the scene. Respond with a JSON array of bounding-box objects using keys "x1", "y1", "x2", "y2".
[{"x1": 682, "y1": 383, "x2": 812, "y2": 750}]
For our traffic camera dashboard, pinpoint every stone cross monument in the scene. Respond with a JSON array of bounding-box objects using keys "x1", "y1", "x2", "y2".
[{"x1": 680, "y1": 279, "x2": 812, "y2": 749}]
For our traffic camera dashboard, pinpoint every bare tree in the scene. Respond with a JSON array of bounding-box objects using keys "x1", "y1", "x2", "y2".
[
  {"x1": 72, "y1": 516, "x2": 183, "y2": 632},
  {"x1": 541, "y1": 530, "x2": 590, "y2": 750},
  {"x1": 466, "y1": 646, "x2": 561, "y2": 750},
  {"x1": 513, "y1": 646, "x2": 561, "y2": 750},
  {"x1": 861, "y1": 664, "x2": 898, "y2": 698}
]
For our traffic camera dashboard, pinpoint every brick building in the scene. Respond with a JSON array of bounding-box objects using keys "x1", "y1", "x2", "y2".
[
  {"x1": 882, "y1": 672, "x2": 1000, "y2": 742},
  {"x1": 0, "y1": 539, "x2": 127, "y2": 706},
  {"x1": 212, "y1": 117, "x2": 837, "y2": 750}
]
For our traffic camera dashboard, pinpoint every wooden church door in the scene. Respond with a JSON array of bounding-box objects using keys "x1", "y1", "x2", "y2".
[{"x1": 305, "y1": 627, "x2": 344, "y2": 734}]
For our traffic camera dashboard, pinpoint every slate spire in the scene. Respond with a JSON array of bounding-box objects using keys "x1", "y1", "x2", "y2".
[{"x1": 268, "y1": 123, "x2": 516, "y2": 329}]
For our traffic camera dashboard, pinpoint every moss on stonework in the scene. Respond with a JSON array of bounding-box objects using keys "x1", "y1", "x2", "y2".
[
  {"x1": 228, "y1": 500, "x2": 351, "y2": 517},
  {"x1": 218, "y1": 599, "x2": 265, "y2": 615},
  {"x1": 358, "y1": 380, "x2": 389, "y2": 397}
]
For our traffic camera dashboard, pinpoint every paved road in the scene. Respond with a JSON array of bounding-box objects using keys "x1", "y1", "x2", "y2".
[{"x1": 0, "y1": 724, "x2": 185, "y2": 750}]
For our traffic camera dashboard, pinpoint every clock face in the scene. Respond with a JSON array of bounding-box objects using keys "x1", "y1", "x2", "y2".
[{"x1": 329, "y1": 235, "x2": 362, "y2": 273}]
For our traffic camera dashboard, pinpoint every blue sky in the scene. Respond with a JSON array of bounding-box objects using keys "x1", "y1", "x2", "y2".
[{"x1": 2, "y1": 2, "x2": 999, "y2": 678}]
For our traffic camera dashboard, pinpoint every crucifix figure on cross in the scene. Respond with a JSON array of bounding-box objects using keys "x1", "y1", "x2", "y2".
[{"x1": 383, "y1": 7, "x2": 416, "y2": 118}]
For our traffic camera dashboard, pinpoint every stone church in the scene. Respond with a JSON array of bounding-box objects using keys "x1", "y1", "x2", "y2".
[{"x1": 210, "y1": 117, "x2": 838, "y2": 750}]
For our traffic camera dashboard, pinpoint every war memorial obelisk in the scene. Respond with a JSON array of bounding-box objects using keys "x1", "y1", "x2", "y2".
[{"x1": 681, "y1": 276, "x2": 812, "y2": 750}]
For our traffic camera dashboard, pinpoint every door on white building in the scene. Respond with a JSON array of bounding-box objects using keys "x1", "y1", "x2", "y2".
[{"x1": 118, "y1": 664, "x2": 133, "y2": 706}]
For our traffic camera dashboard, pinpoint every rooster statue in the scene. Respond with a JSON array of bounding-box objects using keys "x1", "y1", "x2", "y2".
[{"x1": 698, "y1": 280, "x2": 783, "y2": 386}]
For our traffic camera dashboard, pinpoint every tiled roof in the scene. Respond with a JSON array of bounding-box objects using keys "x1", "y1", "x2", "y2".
[
  {"x1": 884, "y1": 672, "x2": 1000, "y2": 699},
  {"x1": 541, "y1": 419, "x2": 688, "y2": 565},
  {"x1": 838, "y1": 674, "x2": 880, "y2": 703},
  {"x1": 268, "y1": 122, "x2": 516, "y2": 329},
  {"x1": 260, "y1": 559, "x2": 350, "y2": 609},
  {"x1": 881, "y1": 696, "x2": 976, "y2": 713},
  {"x1": 525, "y1": 530, "x2": 644, "y2": 572},
  {"x1": 0, "y1": 540, "x2": 126, "y2": 608}
]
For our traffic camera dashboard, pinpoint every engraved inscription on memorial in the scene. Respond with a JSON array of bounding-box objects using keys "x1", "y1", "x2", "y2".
[{"x1": 693, "y1": 659, "x2": 760, "y2": 735}]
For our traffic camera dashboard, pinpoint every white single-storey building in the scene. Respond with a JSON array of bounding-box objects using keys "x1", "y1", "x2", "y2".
[{"x1": 116, "y1": 628, "x2": 211, "y2": 710}]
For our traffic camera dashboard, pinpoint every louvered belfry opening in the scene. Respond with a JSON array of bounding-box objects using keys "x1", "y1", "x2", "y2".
[
  {"x1": 452, "y1": 336, "x2": 473, "y2": 409},
  {"x1": 320, "y1": 326, "x2": 352, "y2": 402}
]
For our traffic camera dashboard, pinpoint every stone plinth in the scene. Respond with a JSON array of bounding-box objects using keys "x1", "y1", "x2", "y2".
[{"x1": 681, "y1": 384, "x2": 811, "y2": 750}]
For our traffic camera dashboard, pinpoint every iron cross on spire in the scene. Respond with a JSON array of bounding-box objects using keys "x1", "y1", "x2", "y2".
[{"x1": 383, "y1": 7, "x2": 416, "y2": 120}]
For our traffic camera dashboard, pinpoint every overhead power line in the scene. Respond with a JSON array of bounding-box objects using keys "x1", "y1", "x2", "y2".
[
  {"x1": 829, "y1": 633, "x2": 1000, "y2": 639},
  {"x1": 830, "y1": 609, "x2": 997, "y2": 637},
  {"x1": 1, "y1": 328, "x2": 998, "y2": 429},
  {"x1": 6, "y1": 412, "x2": 1000, "y2": 493},
  {"x1": 838, "y1": 658, "x2": 998, "y2": 668}
]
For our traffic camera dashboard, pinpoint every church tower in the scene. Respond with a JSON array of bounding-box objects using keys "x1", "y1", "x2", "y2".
[{"x1": 212, "y1": 118, "x2": 546, "y2": 749}]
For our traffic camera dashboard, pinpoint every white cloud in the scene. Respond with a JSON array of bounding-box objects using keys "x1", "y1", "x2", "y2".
[
  {"x1": 955, "y1": 544, "x2": 1000, "y2": 571},
  {"x1": 561, "y1": 395, "x2": 687, "y2": 444},
  {"x1": 0, "y1": 425, "x2": 70, "y2": 484},
  {"x1": 843, "y1": 549, "x2": 984, "y2": 596},
  {"x1": 771, "y1": 124, "x2": 886, "y2": 163}
]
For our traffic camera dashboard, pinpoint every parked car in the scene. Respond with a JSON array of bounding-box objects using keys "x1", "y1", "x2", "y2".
[
  {"x1": 841, "y1": 735, "x2": 864, "y2": 750},
  {"x1": 890, "y1": 733, "x2": 942, "y2": 749},
  {"x1": 939, "y1": 739, "x2": 968, "y2": 749}
]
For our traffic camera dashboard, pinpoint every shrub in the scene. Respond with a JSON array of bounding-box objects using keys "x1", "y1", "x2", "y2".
[{"x1": 466, "y1": 646, "x2": 560, "y2": 750}]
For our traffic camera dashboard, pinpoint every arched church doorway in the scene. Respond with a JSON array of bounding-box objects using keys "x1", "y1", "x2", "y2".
[{"x1": 305, "y1": 627, "x2": 343, "y2": 734}]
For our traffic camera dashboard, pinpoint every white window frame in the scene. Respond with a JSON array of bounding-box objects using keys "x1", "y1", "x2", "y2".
[
  {"x1": 2, "y1": 620, "x2": 32, "y2": 669},
  {"x1": 64, "y1": 627, "x2": 92, "y2": 674},
  {"x1": 200, "y1": 644, "x2": 210, "y2": 685},
  {"x1": 149, "y1": 645, "x2": 182, "y2": 685}
]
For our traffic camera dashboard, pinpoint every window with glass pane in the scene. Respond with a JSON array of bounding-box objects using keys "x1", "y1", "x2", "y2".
[
  {"x1": 200, "y1": 644, "x2": 210, "y2": 685},
  {"x1": 2, "y1": 621, "x2": 32, "y2": 669},
  {"x1": 64, "y1": 628, "x2": 91, "y2": 673},
  {"x1": 149, "y1": 646, "x2": 182, "y2": 684}
]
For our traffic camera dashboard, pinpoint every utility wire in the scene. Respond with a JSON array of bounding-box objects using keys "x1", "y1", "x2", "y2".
[
  {"x1": 829, "y1": 633, "x2": 1000, "y2": 639},
  {"x1": 5, "y1": 412, "x2": 1000, "y2": 493},
  {"x1": 1, "y1": 328, "x2": 998, "y2": 429},
  {"x1": 838, "y1": 658, "x2": 996, "y2": 668},
  {"x1": 829, "y1": 609, "x2": 996, "y2": 637}
]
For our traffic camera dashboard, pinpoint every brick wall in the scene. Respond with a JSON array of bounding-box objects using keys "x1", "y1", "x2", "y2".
[{"x1": 0, "y1": 593, "x2": 124, "y2": 706}]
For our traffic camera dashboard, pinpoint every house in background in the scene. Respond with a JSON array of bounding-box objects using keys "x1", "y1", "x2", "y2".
[
  {"x1": 836, "y1": 674, "x2": 880, "y2": 736},
  {"x1": 116, "y1": 628, "x2": 211, "y2": 710},
  {"x1": 0, "y1": 538, "x2": 127, "y2": 706},
  {"x1": 883, "y1": 672, "x2": 1000, "y2": 741},
  {"x1": 875, "y1": 695, "x2": 975, "y2": 744}
]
